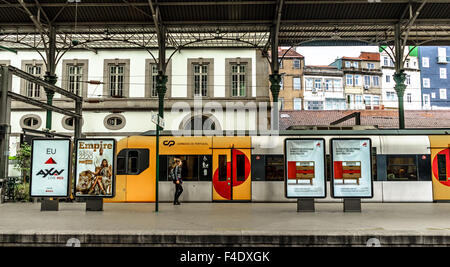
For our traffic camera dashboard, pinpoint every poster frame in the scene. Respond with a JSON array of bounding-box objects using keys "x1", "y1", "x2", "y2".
[
  {"x1": 74, "y1": 138, "x2": 117, "y2": 199},
  {"x1": 29, "y1": 138, "x2": 72, "y2": 198},
  {"x1": 330, "y1": 138, "x2": 374, "y2": 199},
  {"x1": 284, "y1": 138, "x2": 327, "y2": 199}
]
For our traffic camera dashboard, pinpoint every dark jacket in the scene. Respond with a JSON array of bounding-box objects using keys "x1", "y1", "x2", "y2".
[{"x1": 172, "y1": 165, "x2": 182, "y2": 184}]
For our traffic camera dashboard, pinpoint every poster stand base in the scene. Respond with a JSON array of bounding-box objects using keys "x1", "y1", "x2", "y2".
[
  {"x1": 343, "y1": 198, "x2": 361, "y2": 212},
  {"x1": 297, "y1": 198, "x2": 315, "y2": 212},
  {"x1": 86, "y1": 198, "x2": 103, "y2": 211},
  {"x1": 41, "y1": 198, "x2": 59, "y2": 211}
]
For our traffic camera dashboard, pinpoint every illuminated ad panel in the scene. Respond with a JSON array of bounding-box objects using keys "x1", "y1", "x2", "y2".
[
  {"x1": 30, "y1": 139, "x2": 71, "y2": 197},
  {"x1": 284, "y1": 138, "x2": 326, "y2": 198},
  {"x1": 74, "y1": 139, "x2": 116, "y2": 198},
  {"x1": 330, "y1": 138, "x2": 373, "y2": 198}
]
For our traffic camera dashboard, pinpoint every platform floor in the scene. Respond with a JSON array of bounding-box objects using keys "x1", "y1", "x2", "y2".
[{"x1": 1, "y1": 202, "x2": 450, "y2": 246}]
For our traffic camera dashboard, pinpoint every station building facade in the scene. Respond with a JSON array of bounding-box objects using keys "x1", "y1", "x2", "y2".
[
  {"x1": 0, "y1": 48, "x2": 271, "y2": 156},
  {"x1": 419, "y1": 46, "x2": 450, "y2": 110}
]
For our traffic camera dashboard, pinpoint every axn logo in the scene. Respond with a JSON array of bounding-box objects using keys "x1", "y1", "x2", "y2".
[{"x1": 36, "y1": 168, "x2": 64, "y2": 178}]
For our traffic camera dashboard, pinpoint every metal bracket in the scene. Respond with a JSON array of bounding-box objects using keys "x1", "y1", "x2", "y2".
[
  {"x1": 343, "y1": 198, "x2": 361, "y2": 212},
  {"x1": 86, "y1": 198, "x2": 103, "y2": 211},
  {"x1": 297, "y1": 198, "x2": 315, "y2": 212},
  {"x1": 40, "y1": 198, "x2": 59, "y2": 211}
]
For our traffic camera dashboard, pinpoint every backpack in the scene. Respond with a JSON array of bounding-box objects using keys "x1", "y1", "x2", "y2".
[{"x1": 169, "y1": 167, "x2": 177, "y2": 182}]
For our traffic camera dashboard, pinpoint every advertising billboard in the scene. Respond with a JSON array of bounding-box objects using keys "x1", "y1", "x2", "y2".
[
  {"x1": 330, "y1": 138, "x2": 373, "y2": 198},
  {"x1": 285, "y1": 138, "x2": 326, "y2": 198},
  {"x1": 30, "y1": 138, "x2": 71, "y2": 197},
  {"x1": 74, "y1": 139, "x2": 116, "y2": 198}
]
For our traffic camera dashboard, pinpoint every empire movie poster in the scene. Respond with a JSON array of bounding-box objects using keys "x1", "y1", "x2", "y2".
[{"x1": 75, "y1": 139, "x2": 116, "y2": 198}]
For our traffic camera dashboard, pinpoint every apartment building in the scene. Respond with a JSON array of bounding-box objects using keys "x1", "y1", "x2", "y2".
[
  {"x1": 419, "y1": 46, "x2": 450, "y2": 110},
  {"x1": 270, "y1": 48, "x2": 304, "y2": 110},
  {"x1": 303, "y1": 65, "x2": 345, "y2": 110},
  {"x1": 380, "y1": 48, "x2": 422, "y2": 110},
  {"x1": 330, "y1": 52, "x2": 383, "y2": 110}
]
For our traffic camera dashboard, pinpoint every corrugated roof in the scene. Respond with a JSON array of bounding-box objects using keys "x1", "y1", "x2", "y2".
[
  {"x1": 0, "y1": 0, "x2": 449, "y2": 49},
  {"x1": 280, "y1": 110, "x2": 450, "y2": 130}
]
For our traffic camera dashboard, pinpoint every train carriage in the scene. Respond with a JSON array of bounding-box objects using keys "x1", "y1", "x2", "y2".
[{"x1": 105, "y1": 130, "x2": 450, "y2": 203}]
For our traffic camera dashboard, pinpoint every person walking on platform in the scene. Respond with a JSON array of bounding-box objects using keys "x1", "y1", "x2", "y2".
[{"x1": 170, "y1": 158, "x2": 183, "y2": 205}]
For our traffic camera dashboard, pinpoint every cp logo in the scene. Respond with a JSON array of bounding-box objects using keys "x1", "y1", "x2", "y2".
[{"x1": 163, "y1": 140, "x2": 175, "y2": 147}]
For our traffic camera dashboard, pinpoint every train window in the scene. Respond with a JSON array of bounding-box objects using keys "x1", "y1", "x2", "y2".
[
  {"x1": 219, "y1": 155, "x2": 227, "y2": 181},
  {"x1": 128, "y1": 151, "x2": 139, "y2": 174},
  {"x1": 265, "y1": 155, "x2": 284, "y2": 181},
  {"x1": 167, "y1": 155, "x2": 212, "y2": 181},
  {"x1": 437, "y1": 154, "x2": 447, "y2": 181},
  {"x1": 236, "y1": 154, "x2": 245, "y2": 181},
  {"x1": 116, "y1": 149, "x2": 149, "y2": 175},
  {"x1": 386, "y1": 156, "x2": 418, "y2": 181}
]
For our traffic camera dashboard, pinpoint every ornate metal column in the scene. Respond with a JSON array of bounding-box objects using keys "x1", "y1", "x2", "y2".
[{"x1": 44, "y1": 26, "x2": 57, "y2": 130}]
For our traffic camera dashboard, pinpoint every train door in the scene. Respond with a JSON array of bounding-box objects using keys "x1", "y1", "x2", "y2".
[
  {"x1": 429, "y1": 136, "x2": 450, "y2": 201},
  {"x1": 212, "y1": 137, "x2": 251, "y2": 201}
]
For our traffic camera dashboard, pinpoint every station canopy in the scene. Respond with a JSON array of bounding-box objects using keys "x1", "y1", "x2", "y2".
[{"x1": 0, "y1": 0, "x2": 449, "y2": 51}]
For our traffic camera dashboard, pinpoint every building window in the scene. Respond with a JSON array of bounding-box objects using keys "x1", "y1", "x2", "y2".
[
  {"x1": 307, "y1": 101, "x2": 323, "y2": 110},
  {"x1": 346, "y1": 75, "x2": 353, "y2": 86},
  {"x1": 406, "y1": 93, "x2": 412, "y2": 103},
  {"x1": 293, "y1": 59, "x2": 301, "y2": 69},
  {"x1": 293, "y1": 98, "x2": 302, "y2": 110},
  {"x1": 293, "y1": 76, "x2": 301, "y2": 90},
  {"x1": 440, "y1": 68, "x2": 447, "y2": 79},
  {"x1": 61, "y1": 115, "x2": 84, "y2": 131},
  {"x1": 25, "y1": 64, "x2": 43, "y2": 98},
  {"x1": 314, "y1": 79, "x2": 322, "y2": 90},
  {"x1": 279, "y1": 60, "x2": 283, "y2": 69},
  {"x1": 386, "y1": 75, "x2": 391, "y2": 83},
  {"x1": 265, "y1": 155, "x2": 284, "y2": 181},
  {"x1": 278, "y1": 98, "x2": 284, "y2": 110},
  {"x1": 383, "y1": 57, "x2": 389, "y2": 66},
  {"x1": 150, "y1": 64, "x2": 159, "y2": 97},
  {"x1": 367, "y1": 63, "x2": 375, "y2": 69},
  {"x1": 109, "y1": 64, "x2": 125, "y2": 97},
  {"x1": 386, "y1": 91, "x2": 395, "y2": 100},
  {"x1": 333, "y1": 79, "x2": 342, "y2": 91},
  {"x1": 183, "y1": 115, "x2": 217, "y2": 131},
  {"x1": 423, "y1": 78, "x2": 430, "y2": 88},
  {"x1": 62, "y1": 60, "x2": 88, "y2": 98},
  {"x1": 325, "y1": 79, "x2": 332, "y2": 90},
  {"x1": 353, "y1": 62, "x2": 358, "y2": 68},
  {"x1": 354, "y1": 75, "x2": 360, "y2": 86},
  {"x1": 386, "y1": 156, "x2": 418, "y2": 181},
  {"x1": 305, "y1": 78, "x2": 313, "y2": 90},
  {"x1": 440, "y1": 89, "x2": 447, "y2": 99},
  {"x1": 372, "y1": 76, "x2": 379, "y2": 87},
  {"x1": 405, "y1": 60, "x2": 410, "y2": 68},
  {"x1": 103, "y1": 59, "x2": 130, "y2": 98},
  {"x1": 19, "y1": 114, "x2": 42, "y2": 130},
  {"x1": 103, "y1": 114, "x2": 126, "y2": 130},
  {"x1": 364, "y1": 76, "x2": 371, "y2": 87},
  {"x1": 423, "y1": 94, "x2": 430, "y2": 106},
  {"x1": 364, "y1": 95, "x2": 371, "y2": 105},
  {"x1": 280, "y1": 76, "x2": 284, "y2": 90},
  {"x1": 432, "y1": 92, "x2": 436, "y2": 98},
  {"x1": 355, "y1": 95, "x2": 362, "y2": 105},
  {"x1": 231, "y1": 64, "x2": 246, "y2": 97},
  {"x1": 422, "y1": 57, "x2": 429, "y2": 68},
  {"x1": 373, "y1": 95, "x2": 380, "y2": 106},
  {"x1": 438, "y1": 47, "x2": 447, "y2": 63},
  {"x1": 194, "y1": 64, "x2": 208, "y2": 97},
  {"x1": 67, "y1": 65, "x2": 83, "y2": 96}
]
